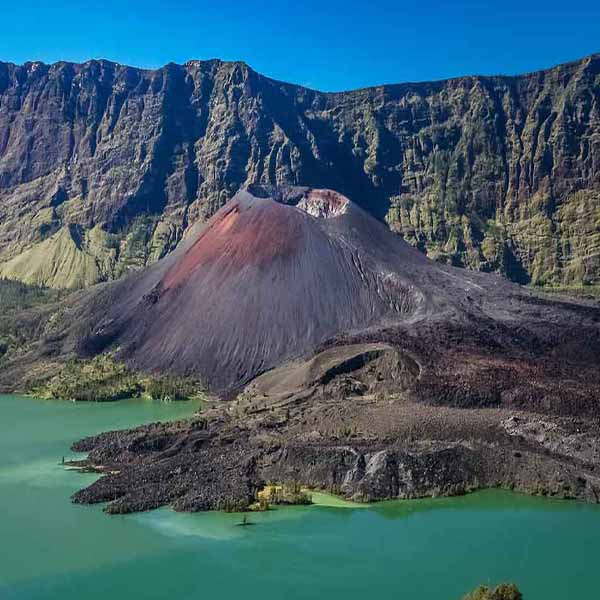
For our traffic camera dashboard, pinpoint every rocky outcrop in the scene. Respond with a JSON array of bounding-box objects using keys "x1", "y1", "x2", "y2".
[
  {"x1": 70, "y1": 388, "x2": 600, "y2": 513},
  {"x1": 1, "y1": 55, "x2": 599, "y2": 287}
]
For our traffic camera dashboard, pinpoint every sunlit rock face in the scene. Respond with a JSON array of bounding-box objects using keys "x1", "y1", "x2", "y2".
[
  {"x1": 0, "y1": 55, "x2": 599, "y2": 287},
  {"x1": 296, "y1": 189, "x2": 350, "y2": 219}
]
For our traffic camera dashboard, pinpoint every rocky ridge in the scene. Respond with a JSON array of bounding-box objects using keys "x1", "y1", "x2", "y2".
[{"x1": 0, "y1": 54, "x2": 599, "y2": 287}]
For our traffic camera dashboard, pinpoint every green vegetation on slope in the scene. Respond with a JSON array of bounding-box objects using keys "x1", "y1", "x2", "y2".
[
  {"x1": 0, "y1": 278, "x2": 66, "y2": 362},
  {"x1": 462, "y1": 583, "x2": 522, "y2": 600},
  {"x1": 532, "y1": 283, "x2": 600, "y2": 300},
  {"x1": 33, "y1": 354, "x2": 203, "y2": 402},
  {"x1": 0, "y1": 225, "x2": 114, "y2": 289},
  {"x1": 0, "y1": 217, "x2": 170, "y2": 290},
  {"x1": 1, "y1": 56, "x2": 600, "y2": 289},
  {"x1": 387, "y1": 189, "x2": 600, "y2": 287},
  {"x1": 0, "y1": 277, "x2": 65, "y2": 311}
]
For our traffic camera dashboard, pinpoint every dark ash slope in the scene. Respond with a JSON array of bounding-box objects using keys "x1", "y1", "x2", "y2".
[{"x1": 49, "y1": 184, "x2": 563, "y2": 394}]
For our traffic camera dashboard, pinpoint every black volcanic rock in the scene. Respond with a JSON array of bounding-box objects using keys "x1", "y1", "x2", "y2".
[{"x1": 0, "y1": 55, "x2": 599, "y2": 287}]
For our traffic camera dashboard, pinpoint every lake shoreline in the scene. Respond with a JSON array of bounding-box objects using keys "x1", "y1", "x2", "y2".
[
  {"x1": 70, "y1": 396, "x2": 600, "y2": 515},
  {"x1": 4, "y1": 393, "x2": 600, "y2": 600}
]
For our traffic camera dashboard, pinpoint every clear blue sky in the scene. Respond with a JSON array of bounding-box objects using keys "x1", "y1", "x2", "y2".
[{"x1": 2, "y1": 0, "x2": 599, "y2": 91}]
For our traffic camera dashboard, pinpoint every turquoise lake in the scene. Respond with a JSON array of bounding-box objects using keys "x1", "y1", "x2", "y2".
[{"x1": 1, "y1": 393, "x2": 599, "y2": 600}]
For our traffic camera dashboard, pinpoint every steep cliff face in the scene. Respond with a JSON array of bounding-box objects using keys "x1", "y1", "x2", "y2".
[{"x1": 0, "y1": 55, "x2": 599, "y2": 287}]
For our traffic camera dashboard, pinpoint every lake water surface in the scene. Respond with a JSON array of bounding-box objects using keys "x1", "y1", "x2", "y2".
[{"x1": 1, "y1": 393, "x2": 599, "y2": 600}]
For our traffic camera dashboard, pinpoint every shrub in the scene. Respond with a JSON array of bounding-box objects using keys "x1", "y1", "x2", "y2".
[
  {"x1": 35, "y1": 355, "x2": 202, "y2": 402},
  {"x1": 463, "y1": 583, "x2": 523, "y2": 600},
  {"x1": 143, "y1": 375, "x2": 198, "y2": 402},
  {"x1": 256, "y1": 481, "x2": 312, "y2": 506},
  {"x1": 43, "y1": 356, "x2": 142, "y2": 402}
]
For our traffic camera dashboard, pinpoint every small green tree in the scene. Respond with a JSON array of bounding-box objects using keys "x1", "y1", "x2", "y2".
[{"x1": 463, "y1": 583, "x2": 522, "y2": 600}]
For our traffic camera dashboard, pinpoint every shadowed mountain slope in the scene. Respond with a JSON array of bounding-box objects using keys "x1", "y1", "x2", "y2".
[{"x1": 0, "y1": 55, "x2": 599, "y2": 287}]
